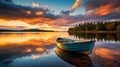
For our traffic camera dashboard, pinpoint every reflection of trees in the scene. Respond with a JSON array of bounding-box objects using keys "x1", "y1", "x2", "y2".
[
  {"x1": 68, "y1": 32, "x2": 120, "y2": 41},
  {"x1": 117, "y1": 33, "x2": 120, "y2": 40}
]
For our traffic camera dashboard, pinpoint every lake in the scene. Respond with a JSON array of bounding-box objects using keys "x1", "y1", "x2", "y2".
[{"x1": 0, "y1": 32, "x2": 120, "y2": 67}]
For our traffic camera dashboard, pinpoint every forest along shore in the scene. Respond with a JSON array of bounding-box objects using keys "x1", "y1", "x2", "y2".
[{"x1": 68, "y1": 21, "x2": 120, "y2": 33}]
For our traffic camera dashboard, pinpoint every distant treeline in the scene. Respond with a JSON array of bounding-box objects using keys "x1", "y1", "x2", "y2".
[
  {"x1": 68, "y1": 21, "x2": 120, "y2": 33},
  {"x1": 0, "y1": 29, "x2": 54, "y2": 32}
]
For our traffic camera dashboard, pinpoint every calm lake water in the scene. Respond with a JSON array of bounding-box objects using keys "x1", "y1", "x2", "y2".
[{"x1": 0, "y1": 32, "x2": 120, "y2": 67}]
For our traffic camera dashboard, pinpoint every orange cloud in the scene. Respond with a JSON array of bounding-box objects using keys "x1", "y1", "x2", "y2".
[
  {"x1": 94, "y1": 4, "x2": 120, "y2": 16},
  {"x1": 0, "y1": 0, "x2": 79, "y2": 27},
  {"x1": 25, "y1": 48, "x2": 32, "y2": 53},
  {"x1": 86, "y1": 1, "x2": 120, "y2": 16},
  {"x1": 19, "y1": 17, "x2": 55, "y2": 25},
  {"x1": 35, "y1": 11, "x2": 44, "y2": 15},
  {"x1": 94, "y1": 4, "x2": 112, "y2": 16},
  {"x1": 72, "y1": 0, "x2": 83, "y2": 11},
  {"x1": 0, "y1": 19, "x2": 31, "y2": 26},
  {"x1": 0, "y1": 19, "x2": 69, "y2": 31},
  {"x1": 26, "y1": 10, "x2": 31, "y2": 15}
]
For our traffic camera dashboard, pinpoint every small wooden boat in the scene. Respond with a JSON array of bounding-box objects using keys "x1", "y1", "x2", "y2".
[
  {"x1": 55, "y1": 47, "x2": 93, "y2": 67},
  {"x1": 56, "y1": 38, "x2": 95, "y2": 55}
]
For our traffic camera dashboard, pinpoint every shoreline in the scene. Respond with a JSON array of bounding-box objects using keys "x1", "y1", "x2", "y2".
[{"x1": 69, "y1": 31, "x2": 119, "y2": 33}]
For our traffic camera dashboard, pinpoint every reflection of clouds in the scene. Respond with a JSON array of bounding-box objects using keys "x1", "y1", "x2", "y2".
[
  {"x1": 93, "y1": 48, "x2": 120, "y2": 67},
  {"x1": 36, "y1": 48, "x2": 44, "y2": 52},
  {"x1": 95, "y1": 48, "x2": 120, "y2": 59},
  {"x1": 32, "y1": 48, "x2": 53, "y2": 60},
  {"x1": 0, "y1": 32, "x2": 70, "y2": 46},
  {"x1": 32, "y1": 55, "x2": 40, "y2": 60},
  {"x1": 90, "y1": 42, "x2": 120, "y2": 67},
  {"x1": 25, "y1": 48, "x2": 32, "y2": 53},
  {"x1": 0, "y1": 45, "x2": 55, "y2": 64},
  {"x1": 0, "y1": 32, "x2": 72, "y2": 64}
]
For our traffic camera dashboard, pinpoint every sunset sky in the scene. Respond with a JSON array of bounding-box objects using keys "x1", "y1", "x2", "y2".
[{"x1": 0, "y1": 0, "x2": 120, "y2": 31}]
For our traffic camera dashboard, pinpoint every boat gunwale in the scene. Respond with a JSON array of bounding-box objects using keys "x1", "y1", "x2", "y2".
[{"x1": 57, "y1": 40, "x2": 95, "y2": 45}]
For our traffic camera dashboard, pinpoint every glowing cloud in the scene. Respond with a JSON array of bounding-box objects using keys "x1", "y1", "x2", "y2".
[
  {"x1": 26, "y1": 10, "x2": 31, "y2": 15},
  {"x1": 85, "y1": 0, "x2": 120, "y2": 17},
  {"x1": 35, "y1": 11, "x2": 44, "y2": 15},
  {"x1": 0, "y1": 0, "x2": 81, "y2": 27},
  {"x1": 72, "y1": 0, "x2": 83, "y2": 11},
  {"x1": 32, "y1": 2, "x2": 39, "y2": 8},
  {"x1": 0, "y1": 19, "x2": 31, "y2": 26},
  {"x1": 36, "y1": 48, "x2": 44, "y2": 52},
  {"x1": 94, "y1": 4, "x2": 120, "y2": 16}
]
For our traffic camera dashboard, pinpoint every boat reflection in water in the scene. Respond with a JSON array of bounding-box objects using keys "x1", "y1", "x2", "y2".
[{"x1": 55, "y1": 47, "x2": 93, "y2": 67}]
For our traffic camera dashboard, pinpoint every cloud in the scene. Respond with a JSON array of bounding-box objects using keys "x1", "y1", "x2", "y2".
[
  {"x1": 32, "y1": 2, "x2": 39, "y2": 8},
  {"x1": 71, "y1": 0, "x2": 120, "y2": 23},
  {"x1": 1, "y1": 0, "x2": 119, "y2": 27},
  {"x1": 0, "y1": 0, "x2": 60, "y2": 25},
  {"x1": 55, "y1": 14, "x2": 85, "y2": 26},
  {"x1": 44, "y1": 5, "x2": 49, "y2": 9},
  {"x1": 60, "y1": 10, "x2": 72, "y2": 16},
  {"x1": 72, "y1": 0, "x2": 83, "y2": 11},
  {"x1": 84, "y1": 0, "x2": 120, "y2": 20},
  {"x1": 0, "y1": 0, "x2": 85, "y2": 26}
]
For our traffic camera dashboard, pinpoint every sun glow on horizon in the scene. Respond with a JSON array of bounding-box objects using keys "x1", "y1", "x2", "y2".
[{"x1": 0, "y1": 19, "x2": 69, "y2": 31}]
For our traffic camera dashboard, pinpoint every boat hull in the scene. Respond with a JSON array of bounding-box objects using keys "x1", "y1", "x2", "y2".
[{"x1": 56, "y1": 41, "x2": 95, "y2": 55}]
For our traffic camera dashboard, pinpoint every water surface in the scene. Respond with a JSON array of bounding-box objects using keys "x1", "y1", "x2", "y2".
[{"x1": 0, "y1": 32, "x2": 120, "y2": 67}]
